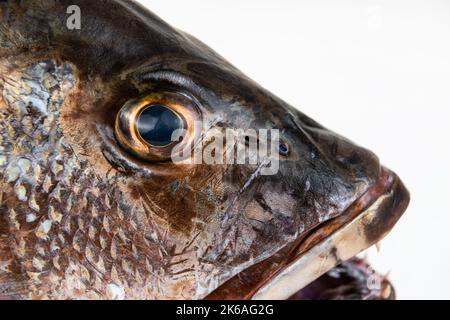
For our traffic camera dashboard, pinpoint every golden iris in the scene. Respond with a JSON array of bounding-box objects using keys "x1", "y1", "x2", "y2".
[{"x1": 115, "y1": 91, "x2": 201, "y2": 162}]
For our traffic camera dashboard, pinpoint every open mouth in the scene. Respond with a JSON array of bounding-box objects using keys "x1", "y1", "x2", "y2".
[{"x1": 206, "y1": 166, "x2": 410, "y2": 300}]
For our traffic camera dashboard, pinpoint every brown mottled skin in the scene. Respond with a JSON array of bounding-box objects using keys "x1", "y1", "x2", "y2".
[{"x1": 0, "y1": 0, "x2": 409, "y2": 299}]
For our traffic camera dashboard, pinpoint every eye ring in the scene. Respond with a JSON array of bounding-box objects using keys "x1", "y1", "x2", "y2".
[{"x1": 115, "y1": 91, "x2": 201, "y2": 162}]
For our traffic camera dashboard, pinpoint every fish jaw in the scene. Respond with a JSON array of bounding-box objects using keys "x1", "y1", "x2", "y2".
[
  {"x1": 288, "y1": 257, "x2": 396, "y2": 300},
  {"x1": 207, "y1": 166, "x2": 409, "y2": 300}
]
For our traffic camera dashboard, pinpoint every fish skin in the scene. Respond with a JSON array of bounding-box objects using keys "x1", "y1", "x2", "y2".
[{"x1": 0, "y1": 0, "x2": 395, "y2": 300}]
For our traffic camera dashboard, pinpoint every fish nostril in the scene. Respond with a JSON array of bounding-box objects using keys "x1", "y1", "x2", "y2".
[
  {"x1": 278, "y1": 141, "x2": 290, "y2": 156},
  {"x1": 245, "y1": 136, "x2": 250, "y2": 146}
]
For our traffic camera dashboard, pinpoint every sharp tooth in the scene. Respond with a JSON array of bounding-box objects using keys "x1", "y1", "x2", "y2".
[
  {"x1": 375, "y1": 241, "x2": 382, "y2": 252},
  {"x1": 381, "y1": 281, "x2": 392, "y2": 299}
]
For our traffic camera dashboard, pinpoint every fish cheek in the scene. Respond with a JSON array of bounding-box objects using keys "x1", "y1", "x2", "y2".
[
  {"x1": 127, "y1": 164, "x2": 227, "y2": 238},
  {"x1": 59, "y1": 79, "x2": 137, "y2": 178},
  {"x1": 58, "y1": 75, "x2": 231, "y2": 276}
]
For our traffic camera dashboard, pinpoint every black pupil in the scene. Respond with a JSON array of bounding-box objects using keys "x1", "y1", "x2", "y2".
[{"x1": 137, "y1": 105, "x2": 183, "y2": 147}]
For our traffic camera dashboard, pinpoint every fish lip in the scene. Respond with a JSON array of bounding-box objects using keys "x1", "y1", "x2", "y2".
[{"x1": 246, "y1": 166, "x2": 410, "y2": 300}]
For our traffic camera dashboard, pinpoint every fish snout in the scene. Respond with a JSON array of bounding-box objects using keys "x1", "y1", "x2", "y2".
[
  {"x1": 274, "y1": 109, "x2": 381, "y2": 219},
  {"x1": 208, "y1": 108, "x2": 410, "y2": 300}
]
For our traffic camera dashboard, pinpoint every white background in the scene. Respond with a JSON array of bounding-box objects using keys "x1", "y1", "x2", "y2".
[{"x1": 137, "y1": 0, "x2": 450, "y2": 299}]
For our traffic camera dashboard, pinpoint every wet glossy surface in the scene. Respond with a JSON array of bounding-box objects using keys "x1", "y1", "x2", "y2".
[{"x1": 137, "y1": 105, "x2": 183, "y2": 147}]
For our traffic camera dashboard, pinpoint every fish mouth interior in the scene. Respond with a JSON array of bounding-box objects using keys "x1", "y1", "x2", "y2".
[{"x1": 206, "y1": 166, "x2": 410, "y2": 300}]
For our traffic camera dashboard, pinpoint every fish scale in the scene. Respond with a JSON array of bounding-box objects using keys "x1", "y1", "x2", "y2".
[{"x1": 0, "y1": 60, "x2": 185, "y2": 299}]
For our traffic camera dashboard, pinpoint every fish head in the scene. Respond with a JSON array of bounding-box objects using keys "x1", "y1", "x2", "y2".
[{"x1": 0, "y1": 0, "x2": 409, "y2": 299}]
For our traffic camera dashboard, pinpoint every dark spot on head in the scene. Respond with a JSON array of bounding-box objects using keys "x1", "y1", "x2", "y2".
[{"x1": 278, "y1": 140, "x2": 289, "y2": 156}]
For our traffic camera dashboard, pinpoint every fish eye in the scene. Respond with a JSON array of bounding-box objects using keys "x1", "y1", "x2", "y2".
[
  {"x1": 137, "y1": 105, "x2": 184, "y2": 147},
  {"x1": 115, "y1": 91, "x2": 201, "y2": 162}
]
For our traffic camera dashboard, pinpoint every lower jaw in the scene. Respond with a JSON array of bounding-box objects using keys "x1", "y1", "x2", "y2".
[
  {"x1": 207, "y1": 166, "x2": 410, "y2": 300},
  {"x1": 288, "y1": 257, "x2": 396, "y2": 300}
]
